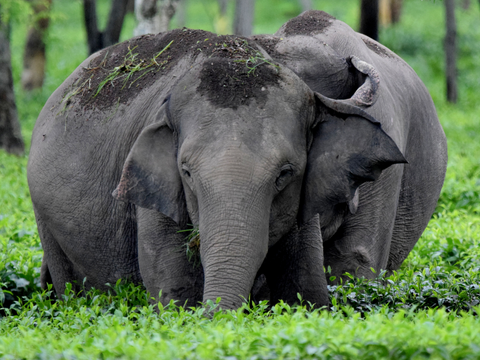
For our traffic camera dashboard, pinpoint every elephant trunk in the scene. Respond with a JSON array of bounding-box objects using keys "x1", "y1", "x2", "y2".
[{"x1": 198, "y1": 193, "x2": 270, "y2": 310}]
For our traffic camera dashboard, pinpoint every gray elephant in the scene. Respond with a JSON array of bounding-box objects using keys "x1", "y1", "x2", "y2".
[
  {"x1": 28, "y1": 11, "x2": 447, "y2": 310},
  {"x1": 252, "y1": 10, "x2": 448, "y2": 281}
]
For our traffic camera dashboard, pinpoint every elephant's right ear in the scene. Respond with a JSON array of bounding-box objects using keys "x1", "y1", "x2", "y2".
[
  {"x1": 300, "y1": 112, "x2": 407, "y2": 229},
  {"x1": 113, "y1": 102, "x2": 187, "y2": 227}
]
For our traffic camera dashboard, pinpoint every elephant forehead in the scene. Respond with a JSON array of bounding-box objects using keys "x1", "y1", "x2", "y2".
[
  {"x1": 197, "y1": 57, "x2": 281, "y2": 110},
  {"x1": 179, "y1": 108, "x2": 307, "y2": 168},
  {"x1": 181, "y1": 86, "x2": 312, "y2": 143}
]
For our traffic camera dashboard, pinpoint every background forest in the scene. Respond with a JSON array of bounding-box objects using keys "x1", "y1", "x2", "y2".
[{"x1": 1, "y1": 0, "x2": 480, "y2": 358}]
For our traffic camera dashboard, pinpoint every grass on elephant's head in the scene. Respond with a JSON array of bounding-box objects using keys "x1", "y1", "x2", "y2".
[{"x1": 93, "y1": 40, "x2": 174, "y2": 97}]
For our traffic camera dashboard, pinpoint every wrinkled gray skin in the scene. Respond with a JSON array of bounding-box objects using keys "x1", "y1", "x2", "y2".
[{"x1": 28, "y1": 11, "x2": 447, "y2": 310}]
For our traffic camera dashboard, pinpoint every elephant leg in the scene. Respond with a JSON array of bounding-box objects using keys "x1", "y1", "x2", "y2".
[
  {"x1": 251, "y1": 273, "x2": 270, "y2": 304},
  {"x1": 263, "y1": 214, "x2": 329, "y2": 308},
  {"x1": 388, "y1": 140, "x2": 447, "y2": 271},
  {"x1": 40, "y1": 254, "x2": 52, "y2": 290},
  {"x1": 36, "y1": 214, "x2": 82, "y2": 296},
  {"x1": 136, "y1": 207, "x2": 204, "y2": 307}
]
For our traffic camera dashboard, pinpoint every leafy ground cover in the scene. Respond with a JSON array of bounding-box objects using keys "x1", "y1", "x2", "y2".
[{"x1": 1, "y1": 0, "x2": 480, "y2": 358}]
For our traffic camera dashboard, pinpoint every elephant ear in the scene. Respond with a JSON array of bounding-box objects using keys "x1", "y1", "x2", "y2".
[
  {"x1": 314, "y1": 55, "x2": 381, "y2": 123},
  {"x1": 300, "y1": 57, "x2": 407, "y2": 231},
  {"x1": 113, "y1": 102, "x2": 187, "y2": 227}
]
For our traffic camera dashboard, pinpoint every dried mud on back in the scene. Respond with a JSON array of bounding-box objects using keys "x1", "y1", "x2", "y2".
[{"x1": 281, "y1": 10, "x2": 335, "y2": 36}]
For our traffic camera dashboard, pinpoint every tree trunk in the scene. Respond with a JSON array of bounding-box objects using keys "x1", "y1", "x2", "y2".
[
  {"x1": 104, "y1": 0, "x2": 129, "y2": 46},
  {"x1": 298, "y1": 0, "x2": 313, "y2": 12},
  {"x1": 83, "y1": 0, "x2": 129, "y2": 55},
  {"x1": 359, "y1": 0, "x2": 379, "y2": 41},
  {"x1": 445, "y1": 0, "x2": 458, "y2": 103},
  {"x1": 21, "y1": 0, "x2": 52, "y2": 91},
  {"x1": 134, "y1": 0, "x2": 179, "y2": 36},
  {"x1": 158, "y1": 0, "x2": 179, "y2": 32},
  {"x1": 379, "y1": 0, "x2": 402, "y2": 25},
  {"x1": 83, "y1": 0, "x2": 102, "y2": 54},
  {"x1": 218, "y1": 0, "x2": 228, "y2": 15},
  {"x1": 379, "y1": 0, "x2": 391, "y2": 26},
  {"x1": 391, "y1": 0, "x2": 403, "y2": 24},
  {"x1": 233, "y1": 0, "x2": 254, "y2": 36},
  {"x1": 176, "y1": 0, "x2": 186, "y2": 28},
  {"x1": 0, "y1": 19, "x2": 25, "y2": 156},
  {"x1": 461, "y1": 0, "x2": 470, "y2": 10},
  {"x1": 127, "y1": 0, "x2": 135, "y2": 13}
]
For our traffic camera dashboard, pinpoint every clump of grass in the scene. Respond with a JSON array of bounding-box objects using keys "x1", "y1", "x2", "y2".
[
  {"x1": 178, "y1": 225, "x2": 201, "y2": 263},
  {"x1": 217, "y1": 38, "x2": 279, "y2": 74},
  {"x1": 56, "y1": 75, "x2": 93, "y2": 116},
  {"x1": 93, "y1": 40, "x2": 174, "y2": 96}
]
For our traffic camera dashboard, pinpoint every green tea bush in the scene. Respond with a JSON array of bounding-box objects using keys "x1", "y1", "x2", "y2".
[
  {"x1": 4, "y1": 286, "x2": 480, "y2": 359},
  {"x1": 0, "y1": 154, "x2": 42, "y2": 308}
]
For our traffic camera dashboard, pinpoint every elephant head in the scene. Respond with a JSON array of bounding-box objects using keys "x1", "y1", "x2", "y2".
[{"x1": 113, "y1": 46, "x2": 406, "y2": 310}]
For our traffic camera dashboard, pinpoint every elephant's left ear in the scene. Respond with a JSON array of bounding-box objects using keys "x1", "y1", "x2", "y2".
[{"x1": 113, "y1": 102, "x2": 188, "y2": 227}]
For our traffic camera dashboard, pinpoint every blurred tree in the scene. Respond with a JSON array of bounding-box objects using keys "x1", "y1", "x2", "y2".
[
  {"x1": 218, "y1": 0, "x2": 228, "y2": 15},
  {"x1": 127, "y1": 0, "x2": 135, "y2": 12},
  {"x1": 390, "y1": 0, "x2": 402, "y2": 23},
  {"x1": 134, "y1": 0, "x2": 179, "y2": 36},
  {"x1": 83, "y1": 0, "x2": 129, "y2": 55},
  {"x1": 0, "y1": 10, "x2": 25, "y2": 156},
  {"x1": 176, "y1": 0, "x2": 186, "y2": 28},
  {"x1": 216, "y1": 0, "x2": 228, "y2": 34},
  {"x1": 461, "y1": 0, "x2": 470, "y2": 10},
  {"x1": 298, "y1": 0, "x2": 313, "y2": 12},
  {"x1": 445, "y1": 0, "x2": 457, "y2": 103},
  {"x1": 233, "y1": 0, "x2": 254, "y2": 36},
  {"x1": 359, "y1": 0, "x2": 379, "y2": 41},
  {"x1": 379, "y1": 0, "x2": 402, "y2": 25},
  {"x1": 21, "y1": 0, "x2": 52, "y2": 91}
]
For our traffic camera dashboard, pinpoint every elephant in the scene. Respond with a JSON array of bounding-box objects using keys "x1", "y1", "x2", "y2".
[
  {"x1": 27, "y1": 11, "x2": 447, "y2": 310},
  {"x1": 253, "y1": 11, "x2": 447, "y2": 280}
]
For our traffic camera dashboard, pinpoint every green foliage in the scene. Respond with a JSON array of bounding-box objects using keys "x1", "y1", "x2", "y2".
[
  {"x1": 230, "y1": 39, "x2": 280, "y2": 75},
  {"x1": 178, "y1": 225, "x2": 201, "y2": 263},
  {"x1": 1, "y1": 0, "x2": 480, "y2": 358},
  {"x1": 0, "y1": 154, "x2": 41, "y2": 309},
  {"x1": 3, "y1": 289, "x2": 480, "y2": 359},
  {"x1": 0, "y1": 0, "x2": 32, "y2": 25}
]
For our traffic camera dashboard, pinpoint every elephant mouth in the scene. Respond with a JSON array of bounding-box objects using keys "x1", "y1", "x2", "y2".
[{"x1": 179, "y1": 226, "x2": 201, "y2": 265}]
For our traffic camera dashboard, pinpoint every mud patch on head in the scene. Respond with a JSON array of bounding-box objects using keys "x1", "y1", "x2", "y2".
[
  {"x1": 65, "y1": 28, "x2": 218, "y2": 110},
  {"x1": 282, "y1": 10, "x2": 335, "y2": 36},
  {"x1": 362, "y1": 37, "x2": 396, "y2": 59},
  {"x1": 197, "y1": 38, "x2": 281, "y2": 109},
  {"x1": 250, "y1": 35, "x2": 281, "y2": 54}
]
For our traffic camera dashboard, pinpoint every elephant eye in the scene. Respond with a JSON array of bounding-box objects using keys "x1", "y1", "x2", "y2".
[
  {"x1": 275, "y1": 165, "x2": 295, "y2": 191},
  {"x1": 182, "y1": 164, "x2": 192, "y2": 179}
]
